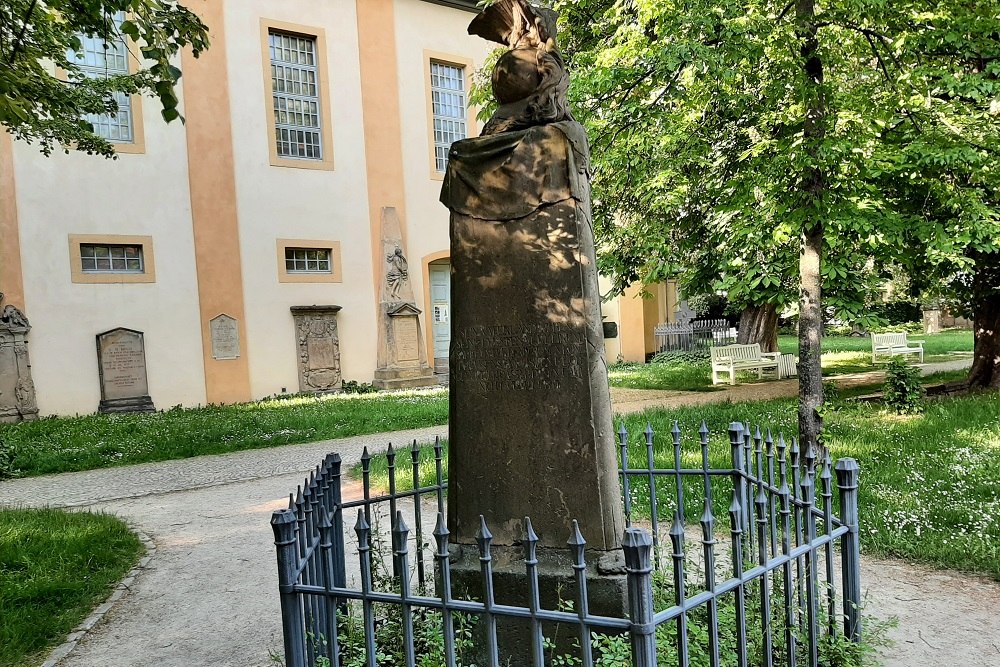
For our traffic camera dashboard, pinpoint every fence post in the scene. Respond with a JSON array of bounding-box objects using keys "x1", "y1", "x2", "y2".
[
  {"x1": 835, "y1": 458, "x2": 862, "y2": 642},
  {"x1": 271, "y1": 509, "x2": 307, "y2": 667},
  {"x1": 623, "y1": 527, "x2": 657, "y2": 667}
]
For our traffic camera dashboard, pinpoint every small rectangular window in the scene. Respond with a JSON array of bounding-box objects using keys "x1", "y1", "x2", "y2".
[
  {"x1": 67, "y1": 12, "x2": 133, "y2": 143},
  {"x1": 80, "y1": 243, "x2": 145, "y2": 273},
  {"x1": 270, "y1": 31, "x2": 323, "y2": 160},
  {"x1": 431, "y1": 62, "x2": 468, "y2": 172},
  {"x1": 285, "y1": 247, "x2": 332, "y2": 273}
]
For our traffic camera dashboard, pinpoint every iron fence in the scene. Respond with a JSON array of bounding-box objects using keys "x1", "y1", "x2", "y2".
[
  {"x1": 271, "y1": 424, "x2": 862, "y2": 667},
  {"x1": 654, "y1": 318, "x2": 736, "y2": 354}
]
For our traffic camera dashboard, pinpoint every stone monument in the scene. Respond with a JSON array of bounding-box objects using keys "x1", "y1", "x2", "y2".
[
  {"x1": 96, "y1": 328, "x2": 155, "y2": 413},
  {"x1": 440, "y1": 0, "x2": 626, "y2": 659},
  {"x1": 0, "y1": 298, "x2": 38, "y2": 423},
  {"x1": 290, "y1": 306, "x2": 343, "y2": 393},
  {"x1": 372, "y1": 207, "x2": 438, "y2": 390}
]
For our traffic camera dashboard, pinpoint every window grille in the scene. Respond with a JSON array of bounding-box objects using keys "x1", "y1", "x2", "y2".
[
  {"x1": 285, "y1": 248, "x2": 332, "y2": 273},
  {"x1": 67, "y1": 12, "x2": 133, "y2": 142},
  {"x1": 270, "y1": 32, "x2": 323, "y2": 160},
  {"x1": 431, "y1": 62, "x2": 467, "y2": 171},
  {"x1": 80, "y1": 244, "x2": 144, "y2": 273}
]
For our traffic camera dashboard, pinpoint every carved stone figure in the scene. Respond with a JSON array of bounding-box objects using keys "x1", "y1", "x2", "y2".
[
  {"x1": 385, "y1": 246, "x2": 409, "y2": 300},
  {"x1": 0, "y1": 295, "x2": 37, "y2": 422},
  {"x1": 1, "y1": 304, "x2": 29, "y2": 329},
  {"x1": 469, "y1": 0, "x2": 573, "y2": 135}
]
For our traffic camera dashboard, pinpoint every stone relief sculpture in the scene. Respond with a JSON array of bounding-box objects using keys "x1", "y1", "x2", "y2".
[
  {"x1": 0, "y1": 293, "x2": 37, "y2": 422},
  {"x1": 385, "y1": 246, "x2": 409, "y2": 300}
]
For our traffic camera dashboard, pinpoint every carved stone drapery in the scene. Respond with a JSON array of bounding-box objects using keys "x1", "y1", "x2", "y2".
[
  {"x1": 291, "y1": 306, "x2": 342, "y2": 393},
  {"x1": 0, "y1": 304, "x2": 38, "y2": 422}
]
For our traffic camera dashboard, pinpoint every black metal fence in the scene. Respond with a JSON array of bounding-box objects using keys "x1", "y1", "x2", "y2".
[
  {"x1": 271, "y1": 424, "x2": 862, "y2": 667},
  {"x1": 654, "y1": 318, "x2": 736, "y2": 353}
]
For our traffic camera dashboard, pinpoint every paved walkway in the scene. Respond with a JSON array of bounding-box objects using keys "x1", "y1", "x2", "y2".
[{"x1": 3, "y1": 358, "x2": 997, "y2": 667}]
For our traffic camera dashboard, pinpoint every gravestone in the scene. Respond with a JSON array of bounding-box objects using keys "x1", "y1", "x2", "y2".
[
  {"x1": 0, "y1": 302, "x2": 38, "y2": 423},
  {"x1": 372, "y1": 207, "x2": 437, "y2": 390},
  {"x1": 440, "y1": 2, "x2": 625, "y2": 662},
  {"x1": 210, "y1": 314, "x2": 240, "y2": 360},
  {"x1": 96, "y1": 328, "x2": 155, "y2": 413},
  {"x1": 290, "y1": 306, "x2": 342, "y2": 393}
]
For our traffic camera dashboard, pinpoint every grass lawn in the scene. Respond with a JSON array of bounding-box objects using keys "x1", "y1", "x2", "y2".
[
  {"x1": 0, "y1": 508, "x2": 143, "y2": 667},
  {"x1": 607, "y1": 330, "x2": 974, "y2": 392},
  {"x1": 360, "y1": 392, "x2": 1000, "y2": 579},
  {"x1": 1, "y1": 389, "x2": 448, "y2": 478}
]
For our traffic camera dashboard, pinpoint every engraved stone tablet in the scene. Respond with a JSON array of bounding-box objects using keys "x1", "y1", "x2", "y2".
[
  {"x1": 0, "y1": 303, "x2": 38, "y2": 423},
  {"x1": 290, "y1": 306, "x2": 343, "y2": 393},
  {"x1": 393, "y1": 316, "x2": 420, "y2": 363},
  {"x1": 97, "y1": 328, "x2": 155, "y2": 413},
  {"x1": 210, "y1": 314, "x2": 240, "y2": 360}
]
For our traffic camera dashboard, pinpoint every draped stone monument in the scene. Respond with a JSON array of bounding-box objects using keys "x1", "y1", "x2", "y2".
[
  {"x1": 0, "y1": 299, "x2": 38, "y2": 423},
  {"x1": 440, "y1": 1, "x2": 626, "y2": 660}
]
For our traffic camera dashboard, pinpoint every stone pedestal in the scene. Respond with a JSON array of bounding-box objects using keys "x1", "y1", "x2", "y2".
[
  {"x1": 441, "y1": 123, "x2": 625, "y2": 664},
  {"x1": 290, "y1": 306, "x2": 342, "y2": 393},
  {"x1": 923, "y1": 309, "x2": 941, "y2": 335},
  {"x1": 0, "y1": 304, "x2": 38, "y2": 423},
  {"x1": 97, "y1": 328, "x2": 155, "y2": 413},
  {"x1": 373, "y1": 207, "x2": 437, "y2": 390}
]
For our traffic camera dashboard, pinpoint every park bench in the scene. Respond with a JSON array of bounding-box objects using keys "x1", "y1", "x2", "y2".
[
  {"x1": 710, "y1": 343, "x2": 779, "y2": 386},
  {"x1": 871, "y1": 332, "x2": 924, "y2": 364}
]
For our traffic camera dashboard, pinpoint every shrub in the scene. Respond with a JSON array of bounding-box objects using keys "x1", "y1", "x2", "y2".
[
  {"x1": 883, "y1": 357, "x2": 925, "y2": 414},
  {"x1": 650, "y1": 349, "x2": 709, "y2": 364},
  {"x1": 341, "y1": 380, "x2": 379, "y2": 394},
  {"x1": 0, "y1": 437, "x2": 17, "y2": 480},
  {"x1": 872, "y1": 300, "x2": 923, "y2": 324}
]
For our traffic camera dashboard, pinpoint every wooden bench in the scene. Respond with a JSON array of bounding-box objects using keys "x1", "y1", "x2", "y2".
[
  {"x1": 871, "y1": 332, "x2": 924, "y2": 364},
  {"x1": 710, "y1": 344, "x2": 779, "y2": 385}
]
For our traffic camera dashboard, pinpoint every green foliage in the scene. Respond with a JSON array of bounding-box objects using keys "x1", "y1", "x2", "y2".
[
  {"x1": 0, "y1": 438, "x2": 16, "y2": 481},
  {"x1": 340, "y1": 380, "x2": 380, "y2": 395},
  {"x1": 608, "y1": 360, "x2": 719, "y2": 392},
  {"x1": 0, "y1": 508, "x2": 143, "y2": 667},
  {"x1": 882, "y1": 358, "x2": 925, "y2": 415},
  {"x1": 1, "y1": 1, "x2": 209, "y2": 158},
  {"x1": 0, "y1": 389, "x2": 448, "y2": 477},
  {"x1": 649, "y1": 349, "x2": 710, "y2": 363},
  {"x1": 870, "y1": 301, "x2": 923, "y2": 325}
]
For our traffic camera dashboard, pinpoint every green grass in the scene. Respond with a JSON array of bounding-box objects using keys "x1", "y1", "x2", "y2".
[
  {"x1": 1, "y1": 389, "x2": 449, "y2": 478},
  {"x1": 360, "y1": 392, "x2": 1000, "y2": 579},
  {"x1": 0, "y1": 508, "x2": 143, "y2": 667},
  {"x1": 608, "y1": 361, "x2": 723, "y2": 392}
]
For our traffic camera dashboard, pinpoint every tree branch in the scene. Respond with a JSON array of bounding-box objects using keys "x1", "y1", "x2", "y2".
[{"x1": 9, "y1": 0, "x2": 39, "y2": 64}]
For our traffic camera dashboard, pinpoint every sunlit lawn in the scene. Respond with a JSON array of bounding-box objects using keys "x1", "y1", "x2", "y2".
[
  {"x1": 607, "y1": 330, "x2": 974, "y2": 391},
  {"x1": 1, "y1": 389, "x2": 449, "y2": 478},
  {"x1": 365, "y1": 391, "x2": 1000, "y2": 579},
  {"x1": 0, "y1": 508, "x2": 142, "y2": 667}
]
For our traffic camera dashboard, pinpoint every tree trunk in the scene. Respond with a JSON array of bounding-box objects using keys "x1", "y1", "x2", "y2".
[
  {"x1": 737, "y1": 303, "x2": 779, "y2": 352},
  {"x1": 796, "y1": 0, "x2": 826, "y2": 452},
  {"x1": 968, "y1": 251, "x2": 1000, "y2": 389}
]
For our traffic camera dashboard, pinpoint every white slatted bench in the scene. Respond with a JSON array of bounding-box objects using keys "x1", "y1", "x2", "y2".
[
  {"x1": 710, "y1": 344, "x2": 779, "y2": 385},
  {"x1": 871, "y1": 332, "x2": 924, "y2": 363}
]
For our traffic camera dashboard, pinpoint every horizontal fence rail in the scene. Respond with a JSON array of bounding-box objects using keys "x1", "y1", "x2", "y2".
[{"x1": 272, "y1": 424, "x2": 862, "y2": 667}]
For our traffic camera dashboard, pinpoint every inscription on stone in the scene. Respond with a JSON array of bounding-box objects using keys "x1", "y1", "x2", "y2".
[
  {"x1": 394, "y1": 317, "x2": 420, "y2": 362},
  {"x1": 450, "y1": 323, "x2": 584, "y2": 393},
  {"x1": 210, "y1": 314, "x2": 240, "y2": 360},
  {"x1": 98, "y1": 329, "x2": 148, "y2": 401},
  {"x1": 306, "y1": 337, "x2": 338, "y2": 370}
]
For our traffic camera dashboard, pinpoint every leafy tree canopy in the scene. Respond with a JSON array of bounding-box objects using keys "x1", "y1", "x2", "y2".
[{"x1": 0, "y1": 0, "x2": 209, "y2": 158}]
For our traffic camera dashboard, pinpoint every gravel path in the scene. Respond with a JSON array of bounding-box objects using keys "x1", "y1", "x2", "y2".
[{"x1": 3, "y1": 358, "x2": 996, "y2": 667}]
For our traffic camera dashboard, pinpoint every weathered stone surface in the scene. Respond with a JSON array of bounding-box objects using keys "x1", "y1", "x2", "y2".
[
  {"x1": 443, "y1": 123, "x2": 623, "y2": 553},
  {"x1": 373, "y1": 208, "x2": 437, "y2": 390},
  {"x1": 97, "y1": 328, "x2": 154, "y2": 414},
  {"x1": 290, "y1": 306, "x2": 342, "y2": 393},
  {"x1": 209, "y1": 314, "x2": 240, "y2": 360},
  {"x1": 0, "y1": 303, "x2": 37, "y2": 422}
]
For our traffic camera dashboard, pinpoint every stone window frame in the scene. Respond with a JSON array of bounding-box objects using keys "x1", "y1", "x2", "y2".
[
  {"x1": 276, "y1": 239, "x2": 342, "y2": 283},
  {"x1": 69, "y1": 234, "x2": 156, "y2": 284},
  {"x1": 424, "y1": 51, "x2": 477, "y2": 181},
  {"x1": 64, "y1": 12, "x2": 146, "y2": 154},
  {"x1": 260, "y1": 19, "x2": 334, "y2": 171}
]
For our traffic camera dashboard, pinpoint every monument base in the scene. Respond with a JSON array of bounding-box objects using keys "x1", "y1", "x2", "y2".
[
  {"x1": 447, "y1": 543, "x2": 627, "y2": 666},
  {"x1": 0, "y1": 408, "x2": 37, "y2": 424},
  {"x1": 372, "y1": 365, "x2": 438, "y2": 390},
  {"x1": 99, "y1": 395, "x2": 155, "y2": 414}
]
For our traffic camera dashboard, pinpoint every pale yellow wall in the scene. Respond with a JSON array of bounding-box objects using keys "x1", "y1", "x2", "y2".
[
  {"x1": 11, "y1": 89, "x2": 206, "y2": 415},
  {"x1": 393, "y1": 0, "x2": 492, "y2": 326},
  {"x1": 598, "y1": 276, "x2": 623, "y2": 363},
  {"x1": 224, "y1": 0, "x2": 377, "y2": 397}
]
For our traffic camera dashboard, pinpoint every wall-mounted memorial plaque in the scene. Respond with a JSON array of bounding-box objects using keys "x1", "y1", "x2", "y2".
[
  {"x1": 97, "y1": 328, "x2": 155, "y2": 413},
  {"x1": 210, "y1": 314, "x2": 240, "y2": 360},
  {"x1": 0, "y1": 303, "x2": 38, "y2": 423},
  {"x1": 290, "y1": 306, "x2": 343, "y2": 393}
]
